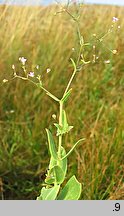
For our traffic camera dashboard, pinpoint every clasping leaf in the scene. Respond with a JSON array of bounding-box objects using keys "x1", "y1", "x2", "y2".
[
  {"x1": 70, "y1": 58, "x2": 76, "y2": 72},
  {"x1": 57, "y1": 175, "x2": 82, "y2": 200},
  {"x1": 45, "y1": 147, "x2": 67, "y2": 185},
  {"x1": 54, "y1": 110, "x2": 73, "y2": 136},
  {"x1": 46, "y1": 129, "x2": 58, "y2": 160},
  {"x1": 37, "y1": 185, "x2": 60, "y2": 200}
]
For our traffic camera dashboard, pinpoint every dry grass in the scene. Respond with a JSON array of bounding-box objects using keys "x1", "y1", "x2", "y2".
[{"x1": 0, "y1": 3, "x2": 124, "y2": 199}]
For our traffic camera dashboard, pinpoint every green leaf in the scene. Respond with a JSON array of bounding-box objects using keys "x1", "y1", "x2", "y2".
[
  {"x1": 56, "y1": 147, "x2": 67, "y2": 184},
  {"x1": 61, "y1": 89, "x2": 72, "y2": 103},
  {"x1": 57, "y1": 175, "x2": 82, "y2": 200},
  {"x1": 45, "y1": 165, "x2": 64, "y2": 185},
  {"x1": 54, "y1": 111, "x2": 73, "y2": 136},
  {"x1": 46, "y1": 129, "x2": 57, "y2": 160},
  {"x1": 49, "y1": 156, "x2": 57, "y2": 169},
  {"x1": 37, "y1": 185, "x2": 60, "y2": 200},
  {"x1": 59, "y1": 147, "x2": 67, "y2": 176},
  {"x1": 68, "y1": 125, "x2": 74, "y2": 131},
  {"x1": 45, "y1": 165, "x2": 65, "y2": 185},
  {"x1": 62, "y1": 110, "x2": 73, "y2": 134},
  {"x1": 70, "y1": 58, "x2": 76, "y2": 72},
  {"x1": 45, "y1": 171, "x2": 55, "y2": 185},
  {"x1": 61, "y1": 138, "x2": 85, "y2": 160},
  {"x1": 54, "y1": 123, "x2": 63, "y2": 136},
  {"x1": 45, "y1": 130, "x2": 58, "y2": 185},
  {"x1": 45, "y1": 158, "x2": 56, "y2": 185},
  {"x1": 52, "y1": 165, "x2": 65, "y2": 184},
  {"x1": 54, "y1": 124, "x2": 70, "y2": 136},
  {"x1": 45, "y1": 147, "x2": 67, "y2": 185},
  {"x1": 80, "y1": 35, "x2": 84, "y2": 46},
  {"x1": 62, "y1": 110, "x2": 68, "y2": 129}
]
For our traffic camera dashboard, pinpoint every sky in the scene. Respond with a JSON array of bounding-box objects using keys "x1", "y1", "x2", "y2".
[
  {"x1": 86, "y1": 0, "x2": 124, "y2": 6},
  {"x1": 0, "y1": 0, "x2": 124, "y2": 6}
]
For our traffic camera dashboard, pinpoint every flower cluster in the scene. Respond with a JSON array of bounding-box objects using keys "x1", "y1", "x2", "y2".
[
  {"x1": 112, "y1": 17, "x2": 119, "y2": 23},
  {"x1": 28, "y1": 72, "x2": 34, "y2": 77},
  {"x1": 19, "y1": 57, "x2": 27, "y2": 65}
]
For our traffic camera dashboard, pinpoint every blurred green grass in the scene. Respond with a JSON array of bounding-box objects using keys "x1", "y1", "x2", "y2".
[{"x1": 0, "y1": 3, "x2": 124, "y2": 199}]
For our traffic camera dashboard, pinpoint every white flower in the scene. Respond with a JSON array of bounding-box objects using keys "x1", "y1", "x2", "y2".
[
  {"x1": 112, "y1": 17, "x2": 119, "y2": 23},
  {"x1": 10, "y1": 110, "x2": 15, "y2": 114},
  {"x1": 36, "y1": 65, "x2": 39, "y2": 70},
  {"x1": 112, "y1": 50, "x2": 117, "y2": 54},
  {"x1": 104, "y1": 60, "x2": 110, "y2": 64},
  {"x1": 28, "y1": 72, "x2": 34, "y2": 77},
  {"x1": 12, "y1": 64, "x2": 15, "y2": 70},
  {"x1": 3, "y1": 79, "x2": 8, "y2": 83},
  {"x1": 52, "y1": 114, "x2": 56, "y2": 120},
  {"x1": 47, "y1": 68, "x2": 51, "y2": 73},
  {"x1": 93, "y1": 33, "x2": 96, "y2": 37},
  {"x1": 19, "y1": 57, "x2": 27, "y2": 65}
]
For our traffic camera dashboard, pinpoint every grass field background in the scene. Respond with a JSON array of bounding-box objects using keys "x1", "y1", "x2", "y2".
[{"x1": 0, "y1": 3, "x2": 124, "y2": 200}]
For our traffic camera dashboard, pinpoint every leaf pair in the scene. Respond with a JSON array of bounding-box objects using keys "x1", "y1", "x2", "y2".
[
  {"x1": 37, "y1": 175, "x2": 82, "y2": 200},
  {"x1": 45, "y1": 130, "x2": 67, "y2": 185},
  {"x1": 45, "y1": 163, "x2": 66, "y2": 185},
  {"x1": 45, "y1": 129, "x2": 85, "y2": 185},
  {"x1": 37, "y1": 129, "x2": 83, "y2": 200},
  {"x1": 37, "y1": 185, "x2": 60, "y2": 200},
  {"x1": 54, "y1": 110, "x2": 73, "y2": 136}
]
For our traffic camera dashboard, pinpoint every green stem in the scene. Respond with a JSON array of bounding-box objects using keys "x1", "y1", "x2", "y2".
[
  {"x1": 13, "y1": 75, "x2": 60, "y2": 102},
  {"x1": 63, "y1": 19, "x2": 83, "y2": 98},
  {"x1": 63, "y1": 45, "x2": 83, "y2": 97},
  {"x1": 41, "y1": 86, "x2": 60, "y2": 102},
  {"x1": 58, "y1": 101, "x2": 63, "y2": 158},
  {"x1": 63, "y1": 68, "x2": 77, "y2": 96}
]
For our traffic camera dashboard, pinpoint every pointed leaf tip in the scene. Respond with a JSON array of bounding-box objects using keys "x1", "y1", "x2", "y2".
[
  {"x1": 61, "y1": 89, "x2": 72, "y2": 103},
  {"x1": 46, "y1": 129, "x2": 57, "y2": 160}
]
